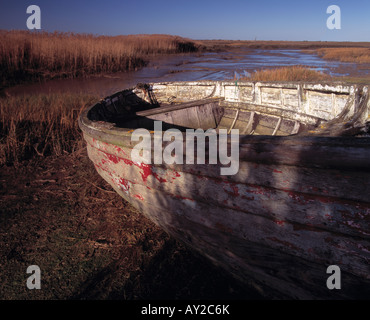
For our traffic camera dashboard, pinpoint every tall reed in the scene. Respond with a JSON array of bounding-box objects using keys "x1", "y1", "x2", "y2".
[{"x1": 0, "y1": 30, "x2": 198, "y2": 87}]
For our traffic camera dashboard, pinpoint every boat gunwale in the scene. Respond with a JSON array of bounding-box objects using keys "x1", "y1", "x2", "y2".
[{"x1": 79, "y1": 101, "x2": 370, "y2": 146}]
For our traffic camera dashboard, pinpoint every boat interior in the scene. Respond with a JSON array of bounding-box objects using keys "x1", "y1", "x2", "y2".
[{"x1": 87, "y1": 81, "x2": 369, "y2": 137}]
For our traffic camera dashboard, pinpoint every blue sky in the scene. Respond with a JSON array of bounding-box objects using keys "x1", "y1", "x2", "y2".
[{"x1": 0, "y1": 0, "x2": 369, "y2": 41}]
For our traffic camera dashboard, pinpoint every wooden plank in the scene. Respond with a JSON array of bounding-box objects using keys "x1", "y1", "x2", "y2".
[
  {"x1": 136, "y1": 97, "x2": 221, "y2": 117},
  {"x1": 166, "y1": 108, "x2": 192, "y2": 128},
  {"x1": 254, "y1": 124, "x2": 274, "y2": 135},
  {"x1": 217, "y1": 117, "x2": 235, "y2": 130},
  {"x1": 258, "y1": 114, "x2": 280, "y2": 128},
  {"x1": 243, "y1": 111, "x2": 255, "y2": 135},
  {"x1": 238, "y1": 135, "x2": 370, "y2": 170},
  {"x1": 84, "y1": 134, "x2": 370, "y2": 202},
  {"x1": 228, "y1": 109, "x2": 239, "y2": 133},
  {"x1": 87, "y1": 141, "x2": 370, "y2": 240},
  {"x1": 233, "y1": 119, "x2": 250, "y2": 133},
  {"x1": 212, "y1": 105, "x2": 224, "y2": 127},
  {"x1": 220, "y1": 100, "x2": 323, "y2": 126},
  {"x1": 261, "y1": 87, "x2": 282, "y2": 105},
  {"x1": 83, "y1": 131, "x2": 370, "y2": 172},
  {"x1": 196, "y1": 103, "x2": 218, "y2": 129},
  {"x1": 90, "y1": 156, "x2": 370, "y2": 283},
  {"x1": 221, "y1": 108, "x2": 237, "y2": 119},
  {"x1": 186, "y1": 107, "x2": 201, "y2": 129},
  {"x1": 276, "y1": 118, "x2": 297, "y2": 134},
  {"x1": 272, "y1": 117, "x2": 282, "y2": 136},
  {"x1": 282, "y1": 88, "x2": 299, "y2": 108},
  {"x1": 95, "y1": 163, "x2": 370, "y2": 299},
  {"x1": 238, "y1": 110, "x2": 253, "y2": 122},
  {"x1": 291, "y1": 121, "x2": 300, "y2": 134}
]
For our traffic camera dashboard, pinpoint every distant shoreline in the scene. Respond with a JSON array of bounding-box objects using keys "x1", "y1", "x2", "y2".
[{"x1": 195, "y1": 39, "x2": 370, "y2": 50}]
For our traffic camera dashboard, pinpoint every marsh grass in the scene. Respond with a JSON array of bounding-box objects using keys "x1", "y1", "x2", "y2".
[
  {"x1": 0, "y1": 93, "x2": 99, "y2": 165},
  {"x1": 243, "y1": 66, "x2": 331, "y2": 82},
  {"x1": 317, "y1": 47, "x2": 370, "y2": 64},
  {"x1": 0, "y1": 30, "x2": 197, "y2": 87}
]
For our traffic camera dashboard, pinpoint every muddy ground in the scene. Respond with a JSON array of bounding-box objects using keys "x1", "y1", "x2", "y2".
[{"x1": 0, "y1": 147, "x2": 265, "y2": 300}]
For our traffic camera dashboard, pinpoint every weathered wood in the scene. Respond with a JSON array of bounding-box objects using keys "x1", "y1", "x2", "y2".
[
  {"x1": 243, "y1": 111, "x2": 255, "y2": 134},
  {"x1": 79, "y1": 80, "x2": 370, "y2": 299},
  {"x1": 220, "y1": 100, "x2": 324, "y2": 126},
  {"x1": 84, "y1": 134, "x2": 370, "y2": 203},
  {"x1": 92, "y1": 157, "x2": 370, "y2": 272},
  {"x1": 217, "y1": 117, "x2": 235, "y2": 130},
  {"x1": 222, "y1": 108, "x2": 238, "y2": 119},
  {"x1": 291, "y1": 120, "x2": 300, "y2": 134},
  {"x1": 195, "y1": 103, "x2": 218, "y2": 129},
  {"x1": 272, "y1": 117, "x2": 282, "y2": 136},
  {"x1": 228, "y1": 109, "x2": 239, "y2": 133},
  {"x1": 91, "y1": 153, "x2": 370, "y2": 298},
  {"x1": 86, "y1": 140, "x2": 370, "y2": 240},
  {"x1": 308, "y1": 86, "x2": 369, "y2": 136},
  {"x1": 238, "y1": 135, "x2": 370, "y2": 170}
]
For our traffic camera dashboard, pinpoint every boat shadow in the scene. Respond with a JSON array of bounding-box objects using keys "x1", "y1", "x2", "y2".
[{"x1": 70, "y1": 237, "x2": 265, "y2": 300}]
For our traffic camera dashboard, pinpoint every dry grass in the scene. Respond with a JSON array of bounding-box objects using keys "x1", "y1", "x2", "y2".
[
  {"x1": 0, "y1": 30, "x2": 197, "y2": 87},
  {"x1": 317, "y1": 48, "x2": 370, "y2": 64},
  {"x1": 242, "y1": 66, "x2": 330, "y2": 82},
  {"x1": 0, "y1": 93, "x2": 99, "y2": 165}
]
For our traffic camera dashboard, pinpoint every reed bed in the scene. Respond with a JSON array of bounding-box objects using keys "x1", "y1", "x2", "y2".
[
  {"x1": 243, "y1": 66, "x2": 330, "y2": 82},
  {"x1": 0, "y1": 30, "x2": 197, "y2": 87},
  {"x1": 0, "y1": 93, "x2": 99, "y2": 165},
  {"x1": 316, "y1": 48, "x2": 370, "y2": 64}
]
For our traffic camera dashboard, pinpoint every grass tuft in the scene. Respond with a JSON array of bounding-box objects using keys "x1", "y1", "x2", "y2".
[{"x1": 242, "y1": 66, "x2": 331, "y2": 82}]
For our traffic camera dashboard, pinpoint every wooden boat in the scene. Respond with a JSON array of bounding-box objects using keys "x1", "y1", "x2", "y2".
[{"x1": 79, "y1": 81, "x2": 370, "y2": 299}]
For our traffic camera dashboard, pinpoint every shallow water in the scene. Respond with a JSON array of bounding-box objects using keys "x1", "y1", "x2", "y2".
[{"x1": 6, "y1": 48, "x2": 366, "y2": 97}]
